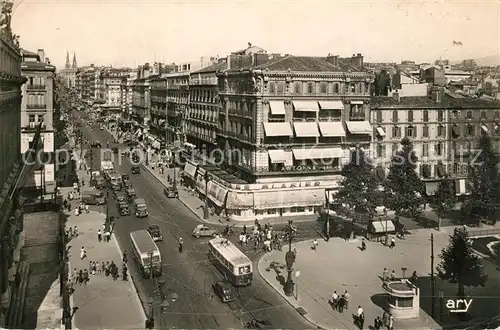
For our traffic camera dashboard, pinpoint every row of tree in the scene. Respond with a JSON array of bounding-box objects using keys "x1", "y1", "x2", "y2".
[{"x1": 335, "y1": 135, "x2": 500, "y2": 228}]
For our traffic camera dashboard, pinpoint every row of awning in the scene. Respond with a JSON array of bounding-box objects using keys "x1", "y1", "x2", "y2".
[
  {"x1": 268, "y1": 148, "x2": 343, "y2": 163},
  {"x1": 269, "y1": 100, "x2": 362, "y2": 115},
  {"x1": 263, "y1": 121, "x2": 371, "y2": 137}
]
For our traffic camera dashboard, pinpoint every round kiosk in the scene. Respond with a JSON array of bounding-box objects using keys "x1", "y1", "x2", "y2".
[{"x1": 381, "y1": 279, "x2": 420, "y2": 319}]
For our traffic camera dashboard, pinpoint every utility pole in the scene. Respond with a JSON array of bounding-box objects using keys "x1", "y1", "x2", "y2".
[
  {"x1": 325, "y1": 189, "x2": 330, "y2": 241},
  {"x1": 89, "y1": 149, "x2": 94, "y2": 186},
  {"x1": 203, "y1": 172, "x2": 210, "y2": 219},
  {"x1": 146, "y1": 250, "x2": 155, "y2": 329},
  {"x1": 430, "y1": 233, "x2": 435, "y2": 318}
]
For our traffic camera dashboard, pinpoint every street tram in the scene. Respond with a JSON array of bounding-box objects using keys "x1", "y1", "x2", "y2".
[
  {"x1": 208, "y1": 237, "x2": 252, "y2": 286},
  {"x1": 130, "y1": 230, "x2": 162, "y2": 278}
]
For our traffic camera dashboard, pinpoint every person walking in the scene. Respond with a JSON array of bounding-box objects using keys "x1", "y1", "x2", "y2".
[
  {"x1": 97, "y1": 229, "x2": 102, "y2": 242},
  {"x1": 343, "y1": 290, "x2": 351, "y2": 310},
  {"x1": 80, "y1": 246, "x2": 86, "y2": 260}
]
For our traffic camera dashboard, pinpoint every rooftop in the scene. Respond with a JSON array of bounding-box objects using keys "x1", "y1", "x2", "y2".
[
  {"x1": 192, "y1": 61, "x2": 227, "y2": 74},
  {"x1": 372, "y1": 93, "x2": 500, "y2": 108},
  {"x1": 21, "y1": 62, "x2": 56, "y2": 72},
  {"x1": 224, "y1": 54, "x2": 368, "y2": 73}
]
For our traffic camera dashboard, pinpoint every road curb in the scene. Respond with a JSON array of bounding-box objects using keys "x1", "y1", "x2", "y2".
[{"x1": 256, "y1": 248, "x2": 329, "y2": 330}]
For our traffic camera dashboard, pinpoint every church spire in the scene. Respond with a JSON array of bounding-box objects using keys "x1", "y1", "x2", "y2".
[
  {"x1": 72, "y1": 52, "x2": 77, "y2": 68},
  {"x1": 65, "y1": 52, "x2": 70, "y2": 69}
]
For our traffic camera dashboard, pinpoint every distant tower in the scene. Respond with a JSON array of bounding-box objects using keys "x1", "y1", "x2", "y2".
[
  {"x1": 72, "y1": 52, "x2": 77, "y2": 68},
  {"x1": 65, "y1": 52, "x2": 70, "y2": 69}
]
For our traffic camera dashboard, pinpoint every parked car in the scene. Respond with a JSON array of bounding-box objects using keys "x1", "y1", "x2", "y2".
[
  {"x1": 147, "y1": 225, "x2": 163, "y2": 241},
  {"x1": 90, "y1": 141, "x2": 101, "y2": 148},
  {"x1": 131, "y1": 165, "x2": 140, "y2": 174},
  {"x1": 212, "y1": 281, "x2": 235, "y2": 303},
  {"x1": 192, "y1": 224, "x2": 217, "y2": 238},
  {"x1": 122, "y1": 174, "x2": 131, "y2": 185},
  {"x1": 163, "y1": 186, "x2": 178, "y2": 198},
  {"x1": 118, "y1": 202, "x2": 130, "y2": 216},
  {"x1": 126, "y1": 187, "x2": 137, "y2": 201}
]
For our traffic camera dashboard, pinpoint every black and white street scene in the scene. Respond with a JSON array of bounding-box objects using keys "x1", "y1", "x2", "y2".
[{"x1": 1, "y1": 0, "x2": 500, "y2": 329}]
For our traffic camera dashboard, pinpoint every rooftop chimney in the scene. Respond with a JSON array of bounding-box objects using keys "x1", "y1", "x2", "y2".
[
  {"x1": 326, "y1": 54, "x2": 339, "y2": 66},
  {"x1": 392, "y1": 91, "x2": 400, "y2": 103},
  {"x1": 45, "y1": 57, "x2": 50, "y2": 64},
  {"x1": 37, "y1": 49, "x2": 45, "y2": 63},
  {"x1": 431, "y1": 86, "x2": 442, "y2": 103},
  {"x1": 248, "y1": 42, "x2": 252, "y2": 48}
]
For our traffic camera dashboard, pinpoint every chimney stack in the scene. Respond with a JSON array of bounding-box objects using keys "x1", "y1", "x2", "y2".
[
  {"x1": 392, "y1": 92, "x2": 400, "y2": 103},
  {"x1": 37, "y1": 49, "x2": 45, "y2": 63},
  {"x1": 326, "y1": 54, "x2": 339, "y2": 66}
]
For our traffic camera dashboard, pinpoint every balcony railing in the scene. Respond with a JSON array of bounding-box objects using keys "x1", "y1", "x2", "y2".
[
  {"x1": 26, "y1": 85, "x2": 46, "y2": 91},
  {"x1": 26, "y1": 104, "x2": 47, "y2": 109},
  {"x1": 190, "y1": 78, "x2": 218, "y2": 86},
  {"x1": 23, "y1": 124, "x2": 46, "y2": 131}
]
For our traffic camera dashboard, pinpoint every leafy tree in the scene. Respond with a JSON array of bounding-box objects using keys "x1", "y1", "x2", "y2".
[
  {"x1": 335, "y1": 147, "x2": 379, "y2": 226},
  {"x1": 384, "y1": 137, "x2": 425, "y2": 221},
  {"x1": 462, "y1": 134, "x2": 500, "y2": 225},
  {"x1": 438, "y1": 227, "x2": 488, "y2": 297},
  {"x1": 429, "y1": 175, "x2": 457, "y2": 230}
]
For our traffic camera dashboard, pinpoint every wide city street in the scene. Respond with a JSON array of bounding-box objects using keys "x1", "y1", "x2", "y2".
[{"x1": 73, "y1": 110, "x2": 315, "y2": 329}]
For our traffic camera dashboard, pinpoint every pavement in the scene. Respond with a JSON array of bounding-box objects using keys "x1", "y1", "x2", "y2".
[
  {"x1": 73, "y1": 112, "x2": 314, "y2": 329},
  {"x1": 62, "y1": 139, "x2": 147, "y2": 329}
]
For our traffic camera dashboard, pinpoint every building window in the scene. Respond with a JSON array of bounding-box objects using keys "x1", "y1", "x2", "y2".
[
  {"x1": 480, "y1": 110, "x2": 487, "y2": 119},
  {"x1": 268, "y1": 82, "x2": 275, "y2": 93},
  {"x1": 422, "y1": 125, "x2": 429, "y2": 138},
  {"x1": 423, "y1": 110, "x2": 429, "y2": 122},
  {"x1": 294, "y1": 83, "x2": 301, "y2": 94},
  {"x1": 392, "y1": 126, "x2": 401, "y2": 138},
  {"x1": 320, "y1": 83, "x2": 327, "y2": 94},
  {"x1": 437, "y1": 125, "x2": 445, "y2": 137},
  {"x1": 349, "y1": 105, "x2": 364, "y2": 119},
  {"x1": 376, "y1": 143, "x2": 385, "y2": 158},
  {"x1": 392, "y1": 110, "x2": 398, "y2": 122},
  {"x1": 406, "y1": 125, "x2": 415, "y2": 138},
  {"x1": 435, "y1": 142, "x2": 443, "y2": 156},
  {"x1": 494, "y1": 110, "x2": 500, "y2": 119},
  {"x1": 452, "y1": 110, "x2": 459, "y2": 119},
  {"x1": 466, "y1": 124, "x2": 474, "y2": 136},
  {"x1": 466, "y1": 110, "x2": 473, "y2": 119},
  {"x1": 438, "y1": 110, "x2": 444, "y2": 122},
  {"x1": 307, "y1": 82, "x2": 314, "y2": 94},
  {"x1": 376, "y1": 110, "x2": 383, "y2": 123},
  {"x1": 276, "y1": 82, "x2": 285, "y2": 95},
  {"x1": 28, "y1": 114, "x2": 35, "y2": 127},
  {"x1": 334, "y1": 83, "x2": 339, "y2": 94},
  {"x1": 407, "y1": 110, "x2": 414, "y2": 122},
  {"x1": 392, "y1": 143, "x2": 398, "y2": 155},
  {"x1": 422, "y1": 143, "x2": 429, "y2": 157}
]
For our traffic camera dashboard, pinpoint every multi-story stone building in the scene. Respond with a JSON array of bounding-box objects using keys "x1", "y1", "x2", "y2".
[
  {"x1": 122, "y1": 70, "x2": 137, "y2": 118},
  {"x1": 165, "y1": 70, "x2": 190, "y2": 146},
  {"x1": 20, "y1": 49, "x2": 56, "y2": 190},
  {"x1": 97, "y1": 68, "x2": 129, "y2": 117},
  {"x1": 187, "y1": 58, "x2": 227, "y2": 153},
  {"x1": 0, "y1": 14, "x2": 26, "y2": 325},
  {"x1": 149, "y1": 74, "x2": 167, "y2": 144},
  {"x1": 182, "y1": 52, "x2": 373, "y2": 220},
  {"x1": 371, "y1": 87, "x2": 500, "y2": 195},
  {"x1": 75, "y1": 65, "x2": 97, "y2": 101},
  {"x1": 59, "y1": 52, "x2": 77, "y2": 88},
  {"x1": 131, "y1": 64, "x2": 153, "y2": 126}
]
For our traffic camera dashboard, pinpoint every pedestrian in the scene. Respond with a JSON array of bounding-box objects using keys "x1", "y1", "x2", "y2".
[
  {"x1": 78, "y1": 270, "x2": 83, "y2": 285},
  {"x1": 356, "y1": 305, "x2": 364, "y2": 329},
  {"x1": 92, "y1": 262, "x2": 97, "y2": 275},
  {"x1": 382, "y1": 311, "x2": 388, "y2": 327},
  {"x1": 74, "y1": 226, "x2": 78, "y2": 237},
  {"x1": 388, "y1": 314, "x2": 394, "y2": 330},
  {"x1": 390, "y1": 237, "x2": 395, "y2": 249},
  {"x1": 122, "y1": 250, "x2": 128, "y2": 263},
  {"x1": 343, "y1": 290, "x2": 350, "y2": 310},
  {"x1": 331, "y1": 290, "x2": 339, "y2": 310},
  {"x1": 88, "y1": 261, "x2": 93, "y2": 273},
  {"x1": 361, "y1": 238, "x2": 366, "y2": 251},
  {"x1": 72, "y1": 268, "x2": 78, "y2": 282},
  {"x1": 391, "y1": 270, "x2": 396, "y2": 280},
  {"x1": 105, "y1": 230, "x2": 111, "y2": 242},
  {"x1": 80, "y1": 246, "x2": 86, "y2": 260},
  {"x1": 85, "y1": 204, "x2": 89, "y2": 213},
  {"x1": 97, "y1": 261, "x2": 102, "y2": 274},
  {"x1": 74, "y1": 207, "x2": 79, "y2": 216},
  {"x1": 97, "y1": 229, "x2": 102, "y2": 242},
  {"x1": 374, "y1": 316, "x2": 381, "y2": 330},
  {"x1": 382, "y1": 268, "x2": 388, "y2": 282},
  {"x1": 312, "y1": 238, "x2": 318, "y2": 251},
  {"x1": 83, "y1": 269, "x2": 89, "y2": 284}
]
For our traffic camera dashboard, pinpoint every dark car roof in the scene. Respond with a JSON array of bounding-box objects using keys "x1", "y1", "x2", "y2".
[
  {"x1": 216, "y1": 281, "x2": 232, "y2": 289},
  {"x1": 148, "y1": 225, "x2": 159, "y2": 230}
]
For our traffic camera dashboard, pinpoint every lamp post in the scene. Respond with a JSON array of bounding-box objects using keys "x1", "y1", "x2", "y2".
[
  {"x1": 284, "y1": 220, "x2": 296, "y2": 296},
  {"x1": 203, "y1": 172, "x2": 210, "y2": 219}
]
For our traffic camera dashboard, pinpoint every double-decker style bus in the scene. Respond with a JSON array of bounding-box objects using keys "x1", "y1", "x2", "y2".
[
  {"x1": 130, "y1": 230, "x2": 162, "y2": 278},
  {"x1": 106, "y1": 170, "x2": 122, "y2": 190},
  {"x1": 208, "y1": 237, "x2": 252, "y2": 286}
]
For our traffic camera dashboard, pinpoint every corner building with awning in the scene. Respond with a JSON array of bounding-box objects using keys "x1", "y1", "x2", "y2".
[{"x1": 188, "y1": 51, "x2": 375, "y2": 221}]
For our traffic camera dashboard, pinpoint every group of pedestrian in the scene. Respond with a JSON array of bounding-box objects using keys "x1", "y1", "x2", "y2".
[
  {"x1": 74, "y1": 202, "x2": 89, "y2": 216},
  {"x1": 374, "y1": 311, "x2": 394, "y2": 330},
  {"x1": 66, "y1": 225, "x2": 79, "y2": 241},
  {"x1": 329, "y1": 289, "x2": 351, "y2": 313},
  {"x1": 97, "y1": 226, "x2": 112, "y2": 242},
  {"x1": 232, "y1": 223, "x2": 281, "y2": 252},
  {"x1": 69, "y1": 259, "x2": 128, "y2": 288}
]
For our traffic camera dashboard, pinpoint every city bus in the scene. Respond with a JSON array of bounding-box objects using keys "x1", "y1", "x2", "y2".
[
  {"x1": 106, "y1": 171, "x2": 122, "y2": 190},
  {"x1": 130, "y1": 230, "x2": 162, "y2": 278},
  {"x1": 208, "y1": 237, "x2": 252, "y2": 286}
]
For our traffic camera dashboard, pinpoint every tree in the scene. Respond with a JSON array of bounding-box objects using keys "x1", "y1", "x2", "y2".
[
  {"x1": 462, "y1": 134, "x2": 500, "y2": 225},
  {"x1": 438, "y1": 227, "x2": 488, "y2": 297},
  {"x1": 429, "y1": 176, "x2": 457, "y2": 230},
  {"x1": 384, "y1": 137, "x2": 425, "y2": 221},
  {"x1": 335, "y1": 148, "x2": 380, "y2": 226}
]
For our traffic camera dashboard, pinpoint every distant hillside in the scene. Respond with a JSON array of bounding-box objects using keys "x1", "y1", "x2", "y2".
[{"x1": 475, "y1": 55, "x2": 500, "y2": 66}]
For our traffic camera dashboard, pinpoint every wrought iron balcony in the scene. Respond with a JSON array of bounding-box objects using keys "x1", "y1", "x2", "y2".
[
  {"x1": 26, "y1": 104, "x2": 47, "y2": 109},
  {"x1": 26, "y1": 85, "x2": 46, "y2": 91}
]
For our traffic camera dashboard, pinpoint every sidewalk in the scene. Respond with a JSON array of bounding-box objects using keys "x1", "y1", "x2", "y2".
[
  {"x1": 65, "y1": 210, "x2": 146, "y2": 329},
  {"x1": 257, "y1": 231, "x2": 447, "y2": 330},
  {"x1": 64, "y1": 135, "x2": 147, "y2": 328}
]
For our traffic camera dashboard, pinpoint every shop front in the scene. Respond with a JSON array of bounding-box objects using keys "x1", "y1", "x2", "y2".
[
  {"x1": 225, "y1": 191, "x2": 255, "y2": 219},
  {"x1": 182, "y1": 161, "x2": 197, "y2": 186},
  {"x1": 206, "y1": 181, "x2": 229, "y2": 212}
]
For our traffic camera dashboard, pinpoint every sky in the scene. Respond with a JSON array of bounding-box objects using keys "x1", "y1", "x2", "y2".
[{"x1": 10, "y1": 0, "x2": 500, "y2": 70}]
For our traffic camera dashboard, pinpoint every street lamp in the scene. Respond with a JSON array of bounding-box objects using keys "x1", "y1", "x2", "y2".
[{"x1": 284, "y1": 220, "x2": 296, "y2": 296}]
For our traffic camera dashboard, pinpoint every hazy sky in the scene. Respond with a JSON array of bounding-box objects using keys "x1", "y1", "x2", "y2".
[{"x1": 11, "y1": 0, "x2": 500, "y2": 69}]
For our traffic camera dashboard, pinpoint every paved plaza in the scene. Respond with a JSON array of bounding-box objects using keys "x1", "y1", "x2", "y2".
[{"x1": 257, "y1": 226, "x2": 500, "y2": 330}]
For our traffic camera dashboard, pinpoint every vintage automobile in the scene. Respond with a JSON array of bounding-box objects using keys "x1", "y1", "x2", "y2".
[
  {"x1": 192, "y1": 224, "x2": 217, "y2": 238},
  {"x1": 147, "y1": 225, "x2": 163, "y2": 242},
  {"x1": 163, "y1": 186, "x2": 178, "y2": 198},
  {"x1": 212, "y1": 281, "x2": 235, "y2": 303},
  {"x1": 118, "y1": 202, "x2": 130, "y2": 216},
  {"x1": 115, "y1": 192, "x2": 127, "y2": 203}
]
